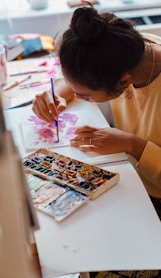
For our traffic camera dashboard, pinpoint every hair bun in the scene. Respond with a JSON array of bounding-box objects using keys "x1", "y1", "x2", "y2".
[{"x1": 70, "y1": 6, "x2": 106, "y2": 42}]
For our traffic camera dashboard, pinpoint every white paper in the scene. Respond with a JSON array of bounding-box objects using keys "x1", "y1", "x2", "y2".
[{"x1": 20, "y1": 111, "x2": 89, "y2": 151}]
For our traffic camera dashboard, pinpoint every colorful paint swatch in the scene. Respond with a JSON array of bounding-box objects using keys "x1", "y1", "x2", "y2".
[
  {"x1": 26, "y1": 173, "x2": 67, "y2": 208},
  {"x1": 31, "y1": 182, "x2": 67, "y2": 209},
  {"x1": 26, "y1": 173, "x2": 45, "y2": 191},
  {"x1": 44, "y1": 189, "x2": 88, "y2": 222}
]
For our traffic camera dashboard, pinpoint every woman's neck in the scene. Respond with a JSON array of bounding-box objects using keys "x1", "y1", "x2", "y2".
[{"x1": 131, "y1": 42, "x2": 161, "y2": 88}]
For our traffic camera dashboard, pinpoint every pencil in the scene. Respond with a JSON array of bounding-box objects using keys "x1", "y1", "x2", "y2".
[
  {"x1": 9, "y1": 69, "x2": 48, "y2": 77},
  {"x1": 50, "y1": 77, "x2": 59, "y2": 142},
  {"x1": 6, "y1": 99, "x2": 33, "y2": 109},
  {"x1": 4, "y1": 75, "x2": 31, "y2": 91},
  {"x1": 19, "y1": 80, "x2": 49, "y2": 89}
]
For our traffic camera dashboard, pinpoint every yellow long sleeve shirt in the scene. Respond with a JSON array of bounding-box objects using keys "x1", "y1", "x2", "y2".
[{"x1": 110, "y1": 33, "x2": 161, "y2": 198}]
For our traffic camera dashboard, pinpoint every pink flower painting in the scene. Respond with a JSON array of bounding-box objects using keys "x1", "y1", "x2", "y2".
[{"x1": 23, "y1": 112, "x2": 79, "y2": 149}]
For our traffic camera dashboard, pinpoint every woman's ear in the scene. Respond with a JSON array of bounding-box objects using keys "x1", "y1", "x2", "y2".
[{"x1": 117, "y1": 73, "x2": 132, "y2": 90}]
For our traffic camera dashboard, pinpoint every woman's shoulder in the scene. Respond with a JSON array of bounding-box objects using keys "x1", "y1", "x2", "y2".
[{"x1": 141, "y1": 32, "x2": 161, "y2": 45}]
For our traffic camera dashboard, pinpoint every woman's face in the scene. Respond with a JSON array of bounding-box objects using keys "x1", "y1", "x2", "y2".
[{"x1": 64, "y1": 76, "x2": 122, "y2": 103}]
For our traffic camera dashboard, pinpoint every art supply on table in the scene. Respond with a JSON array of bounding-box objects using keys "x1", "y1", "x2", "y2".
[
  {"x1": 50, "y1": 77, "x2": 59, "y2": 142},
  {"x1": 26, "y1": 173, "x2": 88, "y2": 222},
  {"x1": 6, "y1": 99, "x2": 33, "y2": 109},
  {"x1": 3, "y1": 74, "x2": 31, "y2": 91},
  {"x1": 19, "y1": 80, "x2": 50, "y2": 89},
  {"x1": 23, "y1": 148, "x2": 120, "y2": 200},
  {"x1": 9, "y1": 68, "x2": 50, "y2": 77}
]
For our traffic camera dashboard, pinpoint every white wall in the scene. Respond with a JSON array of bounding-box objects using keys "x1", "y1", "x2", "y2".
[
  {"x1": 1, "y1": 0, "x2": 161, "y2": 37},
  {"x1": 0, "y1": 12, "x2": 72, "y2": 38}
]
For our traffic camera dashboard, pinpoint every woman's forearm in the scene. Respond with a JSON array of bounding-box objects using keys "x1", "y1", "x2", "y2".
[{"x1": 127, "y1": 133, "x2": 147, "y2": 161}]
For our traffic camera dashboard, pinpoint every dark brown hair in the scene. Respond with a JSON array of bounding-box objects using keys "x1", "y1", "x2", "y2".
[{"x1": 59, "y1": 4, "x2": 145, "y2": 94}]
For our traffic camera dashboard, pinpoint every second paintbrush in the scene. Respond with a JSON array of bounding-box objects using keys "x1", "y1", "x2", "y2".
[{"x1": 50, "y1": 77, "x2": 59, "y2": 142}]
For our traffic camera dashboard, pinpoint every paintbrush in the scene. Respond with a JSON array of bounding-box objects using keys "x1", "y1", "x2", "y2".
[
  {"x1": 3, "y1": 75, "x2": 31, "y2": 91},
  {"x1": 50, "y1": 77, "x2": 59, "y2": 142}
]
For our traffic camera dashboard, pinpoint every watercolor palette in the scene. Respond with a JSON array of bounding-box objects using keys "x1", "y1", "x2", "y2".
[
  {"x1": 26, "y1": 173, "x2": 88, "y2": 222},
  {"x1": 23, "y1": 148, "x2": 120, "y2": 201}
]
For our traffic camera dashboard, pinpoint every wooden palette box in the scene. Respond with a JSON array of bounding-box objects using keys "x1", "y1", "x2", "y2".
[{"x1": 23, "y1": 148, "x2": 120, "y2": 221}]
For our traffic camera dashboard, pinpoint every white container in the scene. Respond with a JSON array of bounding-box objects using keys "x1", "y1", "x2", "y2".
[
  {"x1": 27, "y1": 0, "x2": 49, "y2": 10},
  {"x1": 122, "y1": 0, "x2": 134, "y2": 3}
]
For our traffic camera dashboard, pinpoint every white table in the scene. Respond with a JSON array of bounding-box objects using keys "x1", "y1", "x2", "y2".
[
  {"x1": 35, "y1": 162, "x2": 161, "y2": 277},
  {"x1": 5, "y1": 98, "x2": 161, "y2": 278}
]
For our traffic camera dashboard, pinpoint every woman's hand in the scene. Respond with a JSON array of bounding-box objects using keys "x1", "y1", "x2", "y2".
[
  {"x1": 32, "y1": 90, "x2": 67, "y2": 123},
  {"x1": 32, "y1": 78, "x2": 75, "y2": 123},
  {"x1": 70, "y1": 125, "x2": 147, "y2": 160}
]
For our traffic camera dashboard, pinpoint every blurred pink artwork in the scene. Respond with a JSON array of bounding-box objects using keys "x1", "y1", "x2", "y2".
[{"x1": 21, "y1": 112, "x2": 79, "y2": 150}]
